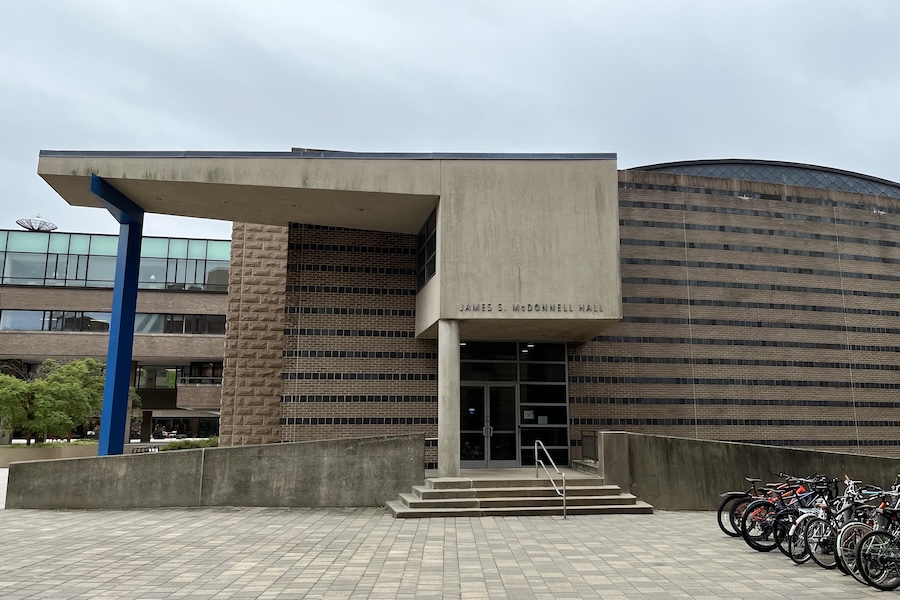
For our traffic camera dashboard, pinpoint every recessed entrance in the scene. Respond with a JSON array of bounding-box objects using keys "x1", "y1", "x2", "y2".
[
  {"x1": 459, "y1": 341, "x2": 569, "y2": 468},
  {"x1": 460, "y1": 385, "x2": 518, "y2": 468}
]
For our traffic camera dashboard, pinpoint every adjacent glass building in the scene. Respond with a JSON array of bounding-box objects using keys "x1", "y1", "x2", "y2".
[{"x1": 0, "y1": 229, "x2": 230, "y2": 441}]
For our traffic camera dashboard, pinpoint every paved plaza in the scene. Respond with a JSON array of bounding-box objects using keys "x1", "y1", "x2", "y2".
[{"x1": 0, "y1": 469, "x2": 887, "y2": 600}]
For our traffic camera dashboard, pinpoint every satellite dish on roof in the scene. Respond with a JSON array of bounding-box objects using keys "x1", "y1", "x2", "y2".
[{"x1": 16, "y1": 215, "x2": 58, "y2": 232}]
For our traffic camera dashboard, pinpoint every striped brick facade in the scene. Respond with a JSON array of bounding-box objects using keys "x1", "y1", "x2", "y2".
[
  {"x1": 280, "y1": 223, "x2": 439, "y2": 467},
  {"x1": 569, "y1": 170, "x2": 900, "y2": 459},
  {"x1": 223, "y1": 168, "x2": 900, "y2": 461}
]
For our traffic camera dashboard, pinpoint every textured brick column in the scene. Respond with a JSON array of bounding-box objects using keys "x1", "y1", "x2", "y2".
[{"x1": 220, "y1": 222, "x2": 288, "y2": 446}]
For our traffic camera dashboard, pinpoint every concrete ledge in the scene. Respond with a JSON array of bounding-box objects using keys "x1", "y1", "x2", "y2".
[
  {"x1": 597, "y1": 431, "x2": 900, "y2": 510},
  {"x1": 6, "y1": 434, "x2": 424, "y2": 509},
  {"x1": 0, "y1": 445, "x2": 99, "y2": 468}
]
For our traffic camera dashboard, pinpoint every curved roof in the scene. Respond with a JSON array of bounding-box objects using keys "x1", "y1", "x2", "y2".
[{"x1": 630, "y1": 159, "x2": 900, "y2": 199}]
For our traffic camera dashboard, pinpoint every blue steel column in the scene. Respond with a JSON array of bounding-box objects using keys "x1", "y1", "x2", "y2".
[{"x1": 90, "y1": 174, "x2": 144, "y2": 456}]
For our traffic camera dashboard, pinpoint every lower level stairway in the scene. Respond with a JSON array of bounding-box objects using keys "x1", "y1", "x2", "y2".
[{"x1": 386, "y1": 468, "x2": 653, "y2": 518}]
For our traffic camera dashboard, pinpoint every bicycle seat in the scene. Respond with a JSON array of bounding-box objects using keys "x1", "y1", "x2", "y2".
[{"x1": 745, "y1": 477, "x2": 762, "y2": 483}]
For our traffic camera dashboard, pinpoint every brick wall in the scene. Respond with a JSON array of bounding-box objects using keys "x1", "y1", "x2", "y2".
[
  {"x1": 0, "y1": 331, "x2": 223, "y2": 363},
  {"x1": 219, "y1": 223, "x2": 288, "y2": 446},
  {"x1": 569, "y1": 171, "x2": 900, "y2": 459},
  {"x1": 281, "y1": 223, "x2": 439, "y2": 467},
  {"x1": 177, "y1": 384, "x2": 223, "y2": 410},
  {"x1": 0, "y1": 286, "x2": 226, "y2": 314}
]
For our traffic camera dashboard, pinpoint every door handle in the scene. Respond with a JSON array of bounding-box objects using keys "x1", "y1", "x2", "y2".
[{"x1": 488, "y1": 426, "x2": 494, "y2": 437}]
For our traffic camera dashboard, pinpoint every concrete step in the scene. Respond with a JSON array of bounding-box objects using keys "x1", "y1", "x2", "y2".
[
  {"x1": 427, "y1": 477, "x2": 474, "y2": 490},
  {"x1": 413, "y1": 484, "x2": 622, "y2": 499},
  {"x1": 401, "y1": 493, "x2": 638, "y2": 510},
  {"x1": 468, "y1": 477, "x2": 602, "y2": 489},
  {"x1": 386, "y1": 501, "x2": 482, "y2": 518},
  {"x1": 477, "y1": 494, "x2": 638, "y2": 509},
  {"x1": 480, "y1": 502, "x2": 654, "y2": 518},
  {"x1": 399, "y1": 493, "x2": 479, "y2": 509},
  {"x1": 426, "y1": 476, "x2": 603, "y2": 489},
  {"x1": 412, "y1": 485, "x2": 477, "y2": 499},
  {"x1": 388, "y1": 500, "x2": 655, "y2": 518}
]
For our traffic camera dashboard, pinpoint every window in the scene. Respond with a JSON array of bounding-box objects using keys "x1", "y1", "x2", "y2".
[
  {"x1": 0, "y1": 230, "x2": 230, "y2": 291},
  {"x1": 416, "y1": 209, "x2": 437, "y2": 291},
  {"x1": 0, "y1": 310, "x2": 44, "y2": 330},
  {"x1": 0, "y1": 310, "x2": 226, "y2": 334}
]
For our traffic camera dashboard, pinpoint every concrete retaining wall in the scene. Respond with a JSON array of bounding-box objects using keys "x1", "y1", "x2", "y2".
[
  {"x1": 597, "y1": 431, "x2": 900, "y2": 510},
  {"x1": 6, "y1": 434, "x2": 424, "y2": 509},
  {"x1": 0, "y1": 444, "x2": 99, "y2": 468}
]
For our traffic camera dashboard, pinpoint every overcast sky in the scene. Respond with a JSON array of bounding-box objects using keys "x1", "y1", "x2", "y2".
[{"x1": 1, "y1": 0, "x2": 898, "y2": 240}]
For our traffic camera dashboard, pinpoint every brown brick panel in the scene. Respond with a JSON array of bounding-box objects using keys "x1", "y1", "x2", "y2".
[
  {"x1": 283, "y1": 224, "x2": 438, "y2": 444},
  {"x1": 176, "y1": 384, "x2": 223, "y2": 410}
]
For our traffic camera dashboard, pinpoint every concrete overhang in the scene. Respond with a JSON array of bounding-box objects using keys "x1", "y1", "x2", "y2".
[
  {"x1": 38, "y1": 150, "x2": 448, "y2": 234},
  {"x1": 39, "y1": 150, "x2": 617, "y2": 234}
]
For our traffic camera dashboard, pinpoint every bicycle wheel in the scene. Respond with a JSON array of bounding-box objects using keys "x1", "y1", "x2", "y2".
[
  {"x1": 773, "y1": 508, "x2": 798, "y2": 558},
  {"x1": 805, "y1": 517, "x2": 837, "y2": 569},
  {"x1": 788, "y1": 518, "x2": 811, "y2": 564},
  {"x1": 729, "y1": 496, "x2": 754, "y2": 535},
  {"x1": 837, "y1": 522, "x2": 872, "y2": 585},
  {"x1": 717, "y1": 495, "x2": 746, "y2": 537},
  {"x1": 857, "y1": 530, "x2": 900, "y2": 591},
  {"x1": 741, "y1": 500, "x2": 778, "y2": 552}
]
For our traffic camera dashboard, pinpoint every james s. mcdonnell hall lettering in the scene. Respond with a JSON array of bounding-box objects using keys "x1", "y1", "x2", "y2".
[{"x1": 458, "y1": 303, "x2": 603, "y2": 313}]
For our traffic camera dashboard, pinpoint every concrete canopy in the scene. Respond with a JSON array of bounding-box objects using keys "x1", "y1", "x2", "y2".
[
  {"x1": 37, "y1": 150, "x2": 449, "y2": 234},
  {"x1": 38, "y1": 150, "x2": 623, "y2": 342}
]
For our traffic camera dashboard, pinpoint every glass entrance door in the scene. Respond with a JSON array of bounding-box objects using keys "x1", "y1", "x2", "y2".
[{"x1": 459, "y1": 384, "x2": 518, "y2": 468}]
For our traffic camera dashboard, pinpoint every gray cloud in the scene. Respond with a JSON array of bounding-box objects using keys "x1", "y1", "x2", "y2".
[{"x1": 2, "y1": 0, "x2": 898, "y2": 239}]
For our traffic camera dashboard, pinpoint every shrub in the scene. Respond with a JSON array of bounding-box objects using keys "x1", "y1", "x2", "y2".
[
  {"x1": 2, "y1": 440, "x2": 98, "y2": 449},
  {"x1": 159, "y1": 437, "x2": 219, "y2": 451}
]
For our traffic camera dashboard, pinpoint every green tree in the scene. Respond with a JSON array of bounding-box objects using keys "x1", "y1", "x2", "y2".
[{"x1": 0, "y1": 358, "x2": 105, "y2": 445}]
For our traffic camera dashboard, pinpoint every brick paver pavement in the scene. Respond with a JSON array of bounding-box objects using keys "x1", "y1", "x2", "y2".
[{"x1": 0, "y1": 493, "x2": 886, "y2": 599}]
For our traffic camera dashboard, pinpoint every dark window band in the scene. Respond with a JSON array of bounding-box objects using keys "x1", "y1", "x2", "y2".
[
  {"x1": 282, "y1": 372, "x2": 435, "y2": 381},
  {"x1": 570, "y1": 376, "x2": 900, "y2": 389},
  {"x1": 622, "y1": 257, "x2": 900, "y2": 284},
  {"x1": 621, "y1": 239, "x2": 900, "y2": 267},
  {"x1": 285, "y1": 285, "x2": 415, "y2": 296},
  {"x1": 284, "y1": 328, "x2": 414, "y2": 338},
  {"x1": 570, "y1": 356, "x2": 900, "y2": 372},
  {"x1": 620, "y1": 199, "x2": 900, "y2": 233},
  {"x1": 569, "y1": 397, "x2": 900, "y2": 409},
  {"x1": 280, "y1": 417, "x2": 437, "y2": 425},
  {"x1": 621, "y1": 277, "x2": 900, "y2": 300},
  {"x1": 284, "y1": 307, "x2": 416, "y2": 317},
  {"x1": 287, "y1": 264, "x2": 415, "y2": 275},
  {"x1": 283, "y1": 350, "x2": 436, "y2": 359},
  {"x1": 281, "y1": 395, "x2": 438, "y2": 403},
  {"x1": 573, "y1": 418, "x2": 900, "y2": 427},
  {"x1": 618, "y1": 181, "x2": 898, "y2": 215},
  {"x1": 595, "y1": 335, "x2": 900, "y2": 353},
  {"x1": 288, "y1": 242, "x2": 415, "y2": 255},
  {"x1": 622, "y1": 315, "x2": 900, "y2": 335},
  {"x1": 622, "y1": 296, "x2": 900, "y2": 317}
]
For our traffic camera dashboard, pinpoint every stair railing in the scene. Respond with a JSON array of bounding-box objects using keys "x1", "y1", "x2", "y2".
[{"x1": 534, "y1": 440, "x2": 566, "y2": 518}]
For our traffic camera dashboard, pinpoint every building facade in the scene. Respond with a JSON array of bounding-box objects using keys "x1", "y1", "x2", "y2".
[
  {"x1": 35, "y1": 151, "x2": 900, "y2": 469},
  {"x1": 220, "y1": 159, "x2": 900, "y2": 465},
  {"x1": 0, "y1": 229, "x2": 229, "y2": 440}
]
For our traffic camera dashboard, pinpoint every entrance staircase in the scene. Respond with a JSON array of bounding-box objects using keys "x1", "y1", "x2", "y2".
[{"x1": 386, "y1": 468, "x2": 653, "y2": 518}]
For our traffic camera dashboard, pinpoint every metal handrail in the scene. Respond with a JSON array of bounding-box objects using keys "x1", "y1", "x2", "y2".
[{"x1": 534, "y1": 440, "x2": 567, "y2": 518}]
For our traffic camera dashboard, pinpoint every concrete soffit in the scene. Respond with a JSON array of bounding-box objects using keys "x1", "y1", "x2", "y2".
[{"x1": 37, "y1": 153, "x2": 445, "y2": 234}]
